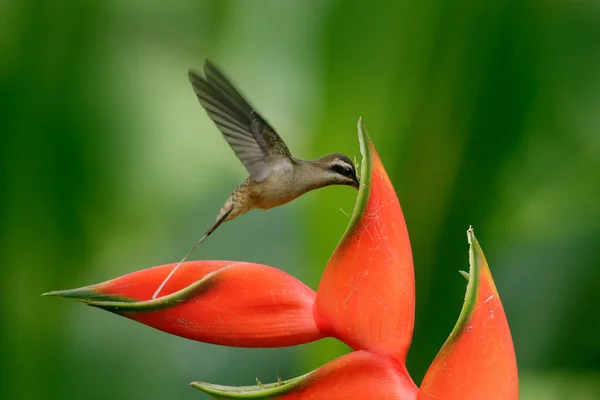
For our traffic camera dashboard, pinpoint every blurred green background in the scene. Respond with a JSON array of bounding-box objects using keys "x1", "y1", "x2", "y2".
[{"x1": 2, "y1": 0, "x2": 599, "y2": 399}]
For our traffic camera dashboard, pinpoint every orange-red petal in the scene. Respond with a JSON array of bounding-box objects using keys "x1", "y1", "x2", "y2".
[
  {"x1": 44, "y1": 261, "x2": 324, "y2": 347},
  {"x1": 193, "y1": 350, "x2": 418, "y2": 399},
  {"x1": 417, "y1": 229, "x2": 518, "y2": 399},
  {"x1": 315, "y1": 119, "x2": 415, "y2": 365}
]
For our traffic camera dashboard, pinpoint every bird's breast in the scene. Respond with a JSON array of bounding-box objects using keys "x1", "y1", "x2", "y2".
[{"x1": 248, "y1": 172, "x2": 307, "y2": 211}]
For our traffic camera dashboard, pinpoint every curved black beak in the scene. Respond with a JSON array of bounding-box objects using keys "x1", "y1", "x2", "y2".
[{"x1": 350, "y1": 174, "x2": 360, "y2": 190}]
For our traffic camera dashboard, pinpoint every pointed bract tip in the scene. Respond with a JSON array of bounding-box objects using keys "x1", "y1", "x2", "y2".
[
  {"x1": 356, "y1": 117, "x2": 374, "y2": 156},
  {"x1": 40, "y1": 289, "x2": 86, "y2": 298},
  {"x1": 357, "y1": 116, "x2": 367, "y2": 132},
  {"x1": 467, "y1": 225, "x2": 476, "y2": 244},
  {"x1": 459, "y1": 270, "x2": 470, "y2": 280},
  {"x1": 40, "y1": 288, "x2": 88, "y2": 300},
  {"x1": 40, "y1": 285, "x2": 122, "y2": 305}
]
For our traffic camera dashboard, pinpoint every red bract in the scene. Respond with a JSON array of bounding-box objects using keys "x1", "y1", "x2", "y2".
[
  {"x1": 315, "y1": 143, "x2": 415, "y2": 364},
  {"x1": 417, "y1": 232, "x2": 519, "y2": 400},
  {"x1": 48, "y1": 261, "x2": 322, "y2": 347},
  {"x1": 45, "y1": 118, "x2": 518, "y2": 399}
]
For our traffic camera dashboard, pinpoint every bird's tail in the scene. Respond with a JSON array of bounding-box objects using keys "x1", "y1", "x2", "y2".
[{"x1": 152, "y1": 210, "x2": 231, "y2": 299}]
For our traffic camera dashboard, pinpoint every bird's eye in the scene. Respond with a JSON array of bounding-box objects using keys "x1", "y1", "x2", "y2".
[{"x1": 332, "y1": 164, "x2": 354, "y2": 177}]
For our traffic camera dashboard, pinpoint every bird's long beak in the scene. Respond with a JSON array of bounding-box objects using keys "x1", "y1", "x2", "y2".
[{"x1": 351, "y1": 179, "x2": 360, "y2": 190}]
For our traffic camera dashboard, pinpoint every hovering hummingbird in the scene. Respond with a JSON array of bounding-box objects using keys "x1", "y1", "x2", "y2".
[{"x1": 152, "y1": 60, "x2": 359, "y2": 299}]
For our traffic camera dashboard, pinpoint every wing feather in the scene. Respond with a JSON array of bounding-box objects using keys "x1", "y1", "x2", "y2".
[{"x1": 188, "y1": 60, "x2": 291, "y2": 182}]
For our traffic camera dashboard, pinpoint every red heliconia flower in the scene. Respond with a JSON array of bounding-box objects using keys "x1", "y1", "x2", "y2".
[{"x1": 45, "y1": 119, "x2": 518, "y2": 399}]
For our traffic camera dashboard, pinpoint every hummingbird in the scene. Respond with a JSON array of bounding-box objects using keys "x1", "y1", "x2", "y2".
[{"x1": 152, "y1": 60, "x2": 359, "y2": 299}]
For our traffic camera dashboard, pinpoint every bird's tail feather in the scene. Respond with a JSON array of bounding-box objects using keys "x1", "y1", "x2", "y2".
[{"x1": 152, "y1": 209, "x2": 231, "y2": 299}]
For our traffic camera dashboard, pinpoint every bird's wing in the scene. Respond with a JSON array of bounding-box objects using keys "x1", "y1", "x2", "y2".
[{"x1": 188, "y1": 60, "x2": 292, "y2": 182}]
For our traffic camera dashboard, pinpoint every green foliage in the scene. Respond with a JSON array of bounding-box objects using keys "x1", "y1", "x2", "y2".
[{"x1": 1, "y1": 0, "x2": 599, "y2": 399}]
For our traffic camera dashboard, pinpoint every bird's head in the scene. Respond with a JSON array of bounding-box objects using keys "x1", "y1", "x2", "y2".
[{"x1": 312, "y1": 153, "x2": 360, "y2": 190}]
